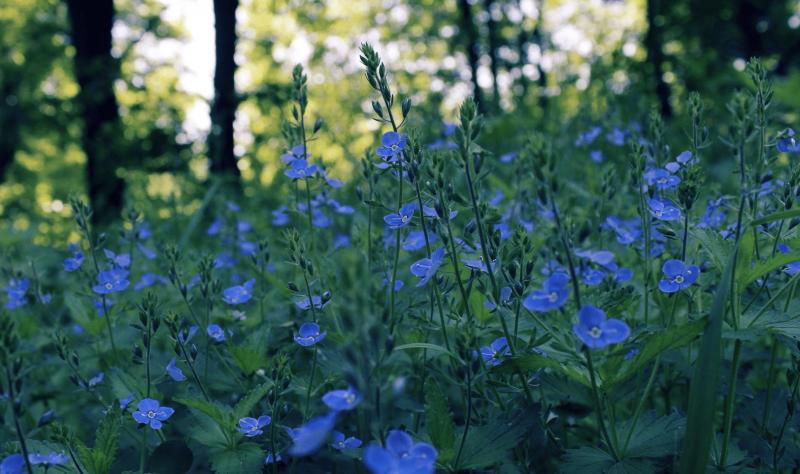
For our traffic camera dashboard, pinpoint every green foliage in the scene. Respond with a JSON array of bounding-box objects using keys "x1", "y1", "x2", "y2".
[{"x1": 76, "y1": 405, "x2": 122, "y2": 474}]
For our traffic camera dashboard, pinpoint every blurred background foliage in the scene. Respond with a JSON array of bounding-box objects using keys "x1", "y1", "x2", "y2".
[{"x1": 1, "y1": 0, "x2": 799, "y2": 245}]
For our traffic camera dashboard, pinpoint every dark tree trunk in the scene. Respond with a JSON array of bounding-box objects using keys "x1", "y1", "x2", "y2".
[
  {"x1": 458, "y1": 0, "x2": 485, "y2": 114},
  {"x1": 66, "y1": 0, "x2": 124, "y2": 224},
  {"x1": 484, "y1": 0, "x2": 501, "y2": 112},
  {"x1": 210, "y1": 0, "x2": 240, "y2": 181},
  {"x1": 0, "y1": 81, "x2": 21, "y2": 181},
  {"x1": 644, "y1": 0, "x2": 672, "y2": 118}
]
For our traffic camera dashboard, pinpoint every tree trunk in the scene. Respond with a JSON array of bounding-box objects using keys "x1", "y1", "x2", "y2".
[
  {"x1": 644, "y1": 0, "x2": 672, "y2": 118},
  {"x1": 458, "y1": 0, "x2": 485, "y2": 114},
  {"x1": 210, "y1": 0, "x2": 240, "y2": 181},
  {"x1": 0, "y1": 81, "x2": 21, "y2": 181},
  {"x1": 484, "y1": 0, "x2": 501, "y2": 112},
  {"x1": 66, "y1": 0, "x2": 124, "y2": 224}
]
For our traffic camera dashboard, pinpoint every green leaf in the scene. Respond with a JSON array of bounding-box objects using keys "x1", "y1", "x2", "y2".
[
  {"x1": 679, "y1": 247, "x2": 736, "y2": 473},
  {"x1": 606, "y1": 319, "x2": 706, "y2": 388},
  {"x1": 494, "y1": 353, "x2": 590, "y2": 387},
  {"x1": 65, "y1": 293, "x2": 105, "y2": 335},
  {"x1": 456, "y1": 410, "x2": 537, "y2": 470},
  {"x1": 750, "y1": 208, "x2": 800, "y2": 226},
  {"x1": 175, "y1": 397, "x2": 233, "y2": 428},
  {"x1": 187, "y1": 412, "x2": 229, "y2": 449},
  {"x1": 233, "y1": 381, "x2": 273, "y2": 421},
  {"x1": 622, "y1": 412, "x2": 685, "y2": 458},
  {"x1": 691, "y1": 229, "x2": 731, "y2": 273},
  {"x1": 741, "y1": 252, "x2": 800, "y2": 287},
  {"x1": 76, "y1": 404, "x2": 121, "y2": 474},
  {"x1": 425, "y1": 382, "x2": 455, "y2": 462},
  {"x1": 735, "y1": 230, "x2": 755, "y2": 291},
  {"x1": 230, "y1": 346, "x2": 264, "y2": 376},
  {"x1": 561, "y1": 447, "x2": 616, "y2": 473},
  {"x1": 210, "y1": 442, "x2": 264, "y2": 474},
  {"x1": 393, "y1": 343, "x2": 460, "y2": 361}
]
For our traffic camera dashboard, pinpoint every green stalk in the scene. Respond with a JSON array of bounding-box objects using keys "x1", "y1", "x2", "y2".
[
  {"x1": 585, "y1": 349, "x2": 620, "y2": 460},
  {"x1": 718, "y1": 339, "x2": 742, "y2": 468}
]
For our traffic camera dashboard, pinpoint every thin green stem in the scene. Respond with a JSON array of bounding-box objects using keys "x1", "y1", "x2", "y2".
[
  {"x1": 585, "y1": 349, "x2": 620, "y2": 460},
  {"x1": 719, "y1": 339, "x2": 742, "y2": 468}
]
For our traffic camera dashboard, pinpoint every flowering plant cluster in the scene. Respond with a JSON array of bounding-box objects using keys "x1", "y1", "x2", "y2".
[{"x1": 3, "y1": 51, "x2": 800, "y2": 474}]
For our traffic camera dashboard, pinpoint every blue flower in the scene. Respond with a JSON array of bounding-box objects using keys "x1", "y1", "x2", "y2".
[
  {"x1": 103, "y1": 249, "x2": 130, "y2": 268},
  {"x1": 178, "y1": 325, "x2": 199, "y2": 344},
  {"x1": 384, "y1": 203, "x2": 416, "y2": 229},
  {"x1": 272, "y1": 205, "x2": 290, "y2": 226},
  {"x1": 166, "y1": 357, "x2": 186, "y2": 382},
  {"x1": 28, "y1": 452, "x2": 68, "y2": 467},
  {"x1": 402, "y1": 230, "x2": 435, "y2": 251},
  {"x1": 222, "y1": 278, "x2": 256, "y2": 305},
  {"x1": 648, "y1": 197, "x2": 682, "y2": 221},
  {"x1": 658, "y1": 259, "x2": 700, "y2": 293},
  {"x1": 264, "y1": 453, "x2": 282, "y2": 464},
  {"x1": 574, "y1": 249, "x2": 615, "y2": 266},
  {"x1": 499, "y1": 152, "x2": 517, "y2": 163},
  {"x1": 644, "y1": 168, "x2": 680, "y2": 191},
  {"x1": 1, "y1": 454, "x2": 25, "y2": 474},
  {"x1": 287, "y1": 412, "x2": 338, "y2": 457},
  {"x1": 485, "y1": 286, "x2": 512, "y2": 310},
  {"x1": 777, "y1": 128, "x2": 799, "y2": 153},
  {"x1": 590, "y1": 150, "x2": 603, "y2": 163},
  {"x1": 322, "y1": 386, "x2": 362, "y2": 411},
  {"x1": 410, "y1": 248, "x2": 445, "y2": 287},
  {"x1": 698, "y1": 197, "x2": 727, "y2": 229},
  {"x1": 207, "y1": 324, "x2": 227, "y2": 342},
  {"x1": 363, "y1": 430, "x2": 438, "y2": 474},
  {"x1": 132, "y1": 398, "x2": 174, "y2": 430},
  {"x1": 238, "y1": 415, "x2": 271, "y2": 437},
  {"x1": 377, "y1": 132, "x2": 407, "y2": 159},
  {"x1": 295, "y1": 322, "x2": 327, "y2": 346},
  {"x1": 88, "y1": 372, "x2": 104, "y2": 387},
  {"x1": 463, "y1": 256, "x2": 496, "y2": 274},
  {"x1": 605, "y1": 216, "x2": 641, "y2": 245},
  {"x1": 575, "y1": 126, "x2": 601, "y2": 146},
  {"x1": 63, "y1": 250, "x2": 84, "y2": 272},
  {"x1": 606, "y1": 127, "x2": 625, "y2": 146},
  {"x1": 134, "y1": 273, "x2": 168, "y2": 291},
  {"x1": 480, "y1": 337, "x2": 510, "y2": 367},
  {"x1": 572, "y1": 305, "x2": 630, "y2": 349},
  {"x1": 4, "y1": 278, "x2": 28, "y2": 310},
  {"x1": 282, "y1": 144, "x2": 307, "y2": 162},
  {"x1": 93, "y1": 269, "x2": 129, "y2": 294},
  {"x1": 523, "y1": 273, "x2": 570, "y2": 313},
  {"x1": 778, "y1": 243, "x2": 800, "y2": 275},
  {"x1": 331, "y1": 431, "x2": 362, "y2": 450},
  {"x1": 120, "y1": 394, "x2": 134, "y2": 410},
  {"x1": 296, "y1": 295, "x2": 330, "y2": 311},
  {"x1": 285, "y1": 159, "x2": 319, "y2": 179}
]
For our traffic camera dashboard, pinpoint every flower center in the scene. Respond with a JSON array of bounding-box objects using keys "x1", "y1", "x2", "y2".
[
  {"x1": 674, "y1": 275, "x2": 684, "y2": 284},
  {"x1": 655, "y1": 210, "x2": 663, "y2": 217},
  {"x1": 589, "y1": 327, "x2": 603, "y2": 339},
  {"x1": 104, "y1": 282, "x2": 113, "y2": 290},
  {"x1": 548, "y1": 292, "x2": 558, "y2": 303},
  {"x1": 401, "y1": 215, "x2": 409, "y2": 223},
  {"x1": 147, "y1": 411, "x2": 156, "y2": 419}
]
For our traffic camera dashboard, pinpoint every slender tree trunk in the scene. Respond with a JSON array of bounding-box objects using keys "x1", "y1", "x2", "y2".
[
  {"x1": 210, "y1": 0, "x2": 240, "y2": 182},
  {"x1": 458, "y1": 0, "x2": 485, "y2": 114},
  {"x1": 644, "y1": 0, "x2": 672, "y2": 118},
  {"x1": 0, "y1": 81, "x2": 21, "y2": 181},
  {"x1": 66, "y1": 0, "x2": 125, "y2": 224},
  {"x1": 484, "y1": 0, "x2": 501, "y2": 112}
]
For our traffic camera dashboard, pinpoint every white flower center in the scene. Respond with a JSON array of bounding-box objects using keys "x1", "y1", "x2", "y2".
[
  {"x1": 147, "y1": 411, "x2": 156, "y2": 419},
  {"x1": 401, "y1": 215, "x2": 409, "y2": 223},
  {"x1": 589, "y1": 327, "x2": 603, "y2": 339},
  {"x1": 104, "y1": 282, "x2": 113, "y2": 289},
  {"x1": 674, "y1": 275, "x2": 684, "y2": 284},
  {"x1": 548, "y1": 292, "x2": 558, "y2": 303}
]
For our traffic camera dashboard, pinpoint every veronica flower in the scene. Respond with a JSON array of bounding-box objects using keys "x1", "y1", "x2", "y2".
[
  {"x1": 264, "y1": 453, "x2": 282, "y2": 465},
  {"x1": 207, "y1": 324, "x2": 227, "y2": 342},
  {"x1": 572, "y1": 305, "x2": 630, "y2": 349},
  {"x1": 658, "y1": 260, "x2": 700, "y2": 293},
  {"x1": 295, "y1": 322, "x2": 327, "y2": 346},
  {"x1": 574, "y1": 249, "x2": 615, "y2": 267},
  {"x1": 1, "y1": 454, "x2": 25, "y2": 474},
  {"x1": 698, "y1": 197, "x2": 727, "y2": 229},
  {"x1": 402, "y1": 230, "x2": 435, "y2": 251},
  {"x1": 331, "y1": 431, "x2": 363, "y2": 450},
  {"x1": 134, "y1": 273, "x2": 168, "y2": 291},
  {"x1": 644, "y1": 168, "x2": 680, "y2": 191},
  {"x1": 382, "y1": 273, "x2": 404, "y2": 292},
  {"x1": 606, "y1": 128, "x2": 625, "y2": 146},
  {"x1": 322, "y1": 386, "x2": 362, "y2": 411},
  {"x1": 575, "y1": 126, "x2": 601, "y2": 146},
  {"x1": 272, "y1": 206, "x2": 290, "y2": 226},
  {"x1": 590, "y1": 150, "x2": 603, "y2": 163},
  {"x1": 166, "y1": 357, "x2": 186, "y2": 382},
  {"x1": 485, "y1": 286, "x2": 512, "y2": 310},
  {"x1": 88, "y1": 372, "x2": 104, "y2": 387},
  {"x1": 410, "y1": 248, "x2": 445, "y2": 287},
  {"x1": 296, "y1": 295, "x2": 330, "y2": 311},
  {"x1": 499, "y1": 152, "x2": 517, "y2": 163},
  {"x1": 28, "y1": 452, "x2": 68, "y2": 467},
  {"x1": 285, "y1": 159, "x2": 319, "y2": 179},
  {"x1": 480, "y1": 337, "x2": 510, "y2": 367},
  {"x1": 120, "y1": 394, "x2": 134, "y2": 410},
  {"x1": 63, "y1": 250, "x2": 84, "y2": 272},
  {"x1": 363, "y1": 430, "x2": 438, "y2": 474},
  {"x1": 103, "y1": 249, "x2": 131, "y2": 268},
  {"x1": 605, "y1": 216, "x2": 641, "y2": 245},
  {"x1": 132, "y1": 399, "x2": 174, "y2": 430},
  {"x1": 4, "y1": 278, "x2": 28, "y2": 310},
  {"x1": 523, "y1": 273, "x2": 570, "y2": 313},
  {"x1": 463, "y1": 256, "x2": 496, "y2": 274},
  {"x1": 777, "y1": 128, "x2": 799, "y2": 153},
  {"x1": 93, "y1": 269, "x2": 129, "y2": 294},
  {"x1": 376, "y1": 132, "x2": 407, "y2": 159},
  {"x1": 282, "y1": 144, "x2": 306, "y2": 162},
  {"x1": 422, "y1": 205, "x2": 457, "y2": 221},
  {"x1": 648, "y1": 197, "x2": 682, "y2": 221},
  {"x1": 384, "y1": 203, "x2": 416, "y2": 229},
  {"x1": 222, "y1": 279, "x2": 256, "y2": 305},
  {"x1": 287, "y1": 412, "x2": 338, "y2": 457},
  {"x1": 238, "y1": 415, "x2": 271, "y2": 437},
  {"x1": 178, "y1": 325, "x2": 199, "y2": 344}
]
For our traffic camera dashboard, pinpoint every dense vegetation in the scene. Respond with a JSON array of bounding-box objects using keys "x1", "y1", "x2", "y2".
[{"x1": 3, "y1": 1, "x2": 800, "y2": 473}]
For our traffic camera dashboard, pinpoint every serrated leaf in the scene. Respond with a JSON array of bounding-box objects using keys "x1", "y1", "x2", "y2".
[
  {"x1": 175, "y1": 397, "x2": 233, "y2": 428},
  {"x1": 233, "y1": 381, "x2": 273, "y2": 421},
  {"x1": 210, "y1": 442, "x2": 264, "y2": 474},
  {"x1": 691, "y1": 229, "x2": 731, "y2": 273},
  {"x1": 561, "y1": 447, "x2": 615, "y2": 473},
  {"x1": 393, "y1": 343, "x2": 460, "y2": 361},
  {"x1": 456, "y1": 410, "x2": 537, "y2": 470},
  {"x1": 425, "y1": 382, "x2": 455, "y2": 460},
  {"x1": 230, "y1": 346, "x2": 264, "y2": 376},
  {"x1": 187, "y1": 412, "x2": 229, "y2": 449},
  {"x1": 741, "y1": 252, "x2": 800, "y2": 286},
  {"x1": 77, "y1": 404, "x2": 121, "y2": 474},
  {"x1": 606, "y1": 319, "x2": 706, "y2": 388},
  {"x1": 494, "y1": 353, "x2": 590, "y2": 387},
  {"x1": 622, "y1": 412, "x2": 685, "y2": 458}
]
